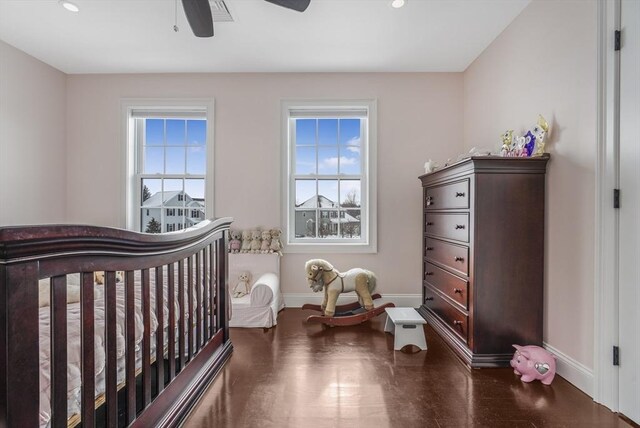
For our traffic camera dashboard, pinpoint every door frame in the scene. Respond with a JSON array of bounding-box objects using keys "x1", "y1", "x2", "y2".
[{"x1": 594, "y1": 0, "x2": 620, "y2": 412}]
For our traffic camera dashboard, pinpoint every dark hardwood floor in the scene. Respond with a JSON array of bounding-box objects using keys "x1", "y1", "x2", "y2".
[{"x1": 185, "y1": 309, "x2": 631, "y2": 428}]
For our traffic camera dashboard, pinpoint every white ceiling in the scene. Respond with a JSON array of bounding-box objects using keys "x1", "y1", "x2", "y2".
[{"x1": 0, "y1": 0, "x2": 530, "y2": 74}]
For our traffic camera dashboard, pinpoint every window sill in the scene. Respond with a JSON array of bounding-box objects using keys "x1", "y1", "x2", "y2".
[{"x1": 284, "y1": 242, "x2": 377, "y2": 254}]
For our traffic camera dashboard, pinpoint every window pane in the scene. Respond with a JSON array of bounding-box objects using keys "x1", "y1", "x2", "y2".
[
  {"x1": 318, "y1": 210, "x2": 339, "y2": 238},
  {"x1": 340, "y1": 180, "x2": 361, "y2": 208},
  {"x1": 318, "y1": 146, "x2": 339, "y2": 175},
  {"x1": 187, "y1": 146, "x2": 206, "y2": 174},
  {"x1": 318, "y1": 119, "x2": 338, "y2": 146},
  {"x1": 164, "y1": 178, "x2": 183, "y2": 193},
  {"x1": 141, "y1": 179, "x2": 161, "y2": 205},
  {"x1": 318, "y1": 180, "x2": 338, "y2": 208},
  {"x1": 187, "y1": 120, "x2": 206, "y2": 145},
  {"x1": 296, "y1": 119, "x2": 316, "y2": 146},
  {"x1": 185, "y1": 178, "x2": 205, "y2": 200},
  {"x1": 341, "y1": 209, "x2": 361, "y2": 238},
  {"x1": 295, "y1": 146, "x2": 316, "y2": 175},
  {"x1": 166, "y1": 119, "x2": 185, "y2": 145},
  {"x1": 144, "y1": 147, "x2": 164, "y2": 174},
  {"x1": 340, "y1": 146, "x2": 361, "y2": 175},
  {"x1": 146, "y1": 119, "x2": 164, "y2": 146},
  {"x1": 141, "y1": 210, "x2": 162, "y2": 233},
  {"x1": 166, "y1": 147, "x2": 186, "y2": 174},
  {"x1": 340, "y1": 119, "x2": 361, "y2": 145},
  {"x1": 295, "y1": 180, "x2": 316, "y2": 207},
  {"x1": 295, "y1": 210, "x2": 316, "y2": 238}
]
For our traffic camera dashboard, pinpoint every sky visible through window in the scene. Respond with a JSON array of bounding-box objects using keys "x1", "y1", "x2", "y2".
[
  {"x1": 295, "y1": 118, "x2": 362, "y2": 206},
  {"x1": 142, "y1": 119, "x2": 206, "y2": 199}
]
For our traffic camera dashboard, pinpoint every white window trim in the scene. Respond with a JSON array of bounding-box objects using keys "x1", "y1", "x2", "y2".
[
  {"x1": 280, "y1": 99, "x2": 377, "y2": 254},
  {"x1": 121, "y1": 98, "x2": 215, "y2": 231}
]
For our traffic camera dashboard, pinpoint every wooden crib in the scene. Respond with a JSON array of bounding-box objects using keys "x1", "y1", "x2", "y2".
[{"x1": 0, "y1": 217, "x2": 233, "y2": 428}]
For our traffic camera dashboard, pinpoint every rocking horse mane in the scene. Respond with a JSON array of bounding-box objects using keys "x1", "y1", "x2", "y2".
[{"x1": 305, "y1": 259, "x2": 334, "y2": 272}]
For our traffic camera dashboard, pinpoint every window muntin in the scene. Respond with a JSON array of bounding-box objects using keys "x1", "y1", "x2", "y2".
[
  {"x1": 135, "y1": 115, "x2": 207, "y2": 233},
  {"x1": 285, "y1": 103, "x2": 375, "y2": 250}
]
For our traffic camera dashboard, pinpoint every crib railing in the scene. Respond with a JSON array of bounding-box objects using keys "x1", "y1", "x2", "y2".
[{"x1": 0, "y1": 217, "x2": 233, "y2": 428}]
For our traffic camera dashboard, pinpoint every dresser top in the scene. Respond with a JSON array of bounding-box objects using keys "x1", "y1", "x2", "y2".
[{"x1": 419, "y1": 154, "x2": 550, "y2": 185}]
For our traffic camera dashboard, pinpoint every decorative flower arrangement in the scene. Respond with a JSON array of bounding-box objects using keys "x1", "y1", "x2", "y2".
[{"x1": 500, "y1": 115, "x2": 549, "y2": 158}]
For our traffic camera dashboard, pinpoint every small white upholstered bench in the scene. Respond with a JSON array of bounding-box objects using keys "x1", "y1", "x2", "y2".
[{"x1": 384, "y1": 307, "x2": 428, "y2": 351}]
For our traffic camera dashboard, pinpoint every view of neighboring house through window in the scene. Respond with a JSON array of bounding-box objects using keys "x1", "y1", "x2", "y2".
[
  {"x1": 134, "y1": 113, "x2": 207, "y2": 233},
  {"x1": 284, "y1": 100, "x2": 376, "y2": 251}
]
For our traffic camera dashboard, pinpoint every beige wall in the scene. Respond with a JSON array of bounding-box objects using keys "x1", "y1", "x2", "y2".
[
  {"x1": 66, "y1": 73, "x2": 464, "y2": 295},
  {"x1": 463, "y1": 0, "x2": 597, "y2": 368},
  {"x1": 0, "y1": 40, "x2": 67, "y2": 225}
]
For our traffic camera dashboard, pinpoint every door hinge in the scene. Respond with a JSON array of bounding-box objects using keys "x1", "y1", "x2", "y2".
[
  {"x1": 613, "y1": 346, "x2": 620, "y2": 366},
  {"x1": 614, "y1": 189, "x2": 620, "y2": 208},
  {"x1": 615, "y1": 30, "x2": 621, "y2": 51}
]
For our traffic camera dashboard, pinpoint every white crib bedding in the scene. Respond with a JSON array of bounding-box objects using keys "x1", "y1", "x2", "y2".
[{"x1": 38, "y1": 272, "x2": 206, "y2": 427}]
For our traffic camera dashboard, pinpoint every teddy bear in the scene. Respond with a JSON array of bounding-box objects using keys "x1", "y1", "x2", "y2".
[
  {"x1": 229, "y1": 229, "x2": 242, "y2": 254},
  {"x1": 250, "y1": 230, "x2": 262, "y2": 253},
  {"x1": 240, "y1": 230, "x2": 252, "y2": 253},
  {"x1": 260, "y1": 230, "x2": 272, "y2": 253},
  {"x1": 232, "y1": 271, "x2": 251, "y2": 298},
  {"x1": 94, "y1": 270, "x2": 124, "y2": 284},
  {"x1": 269, "y1": 228, "x2": 283, "y2": 256}
]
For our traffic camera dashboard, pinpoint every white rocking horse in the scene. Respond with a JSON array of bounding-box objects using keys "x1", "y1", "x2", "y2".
[{"x1": 305, "y1": 259, "x2": 377, "y2": 317}]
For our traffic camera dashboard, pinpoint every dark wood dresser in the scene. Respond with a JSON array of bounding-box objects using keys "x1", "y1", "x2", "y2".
[{"x1": 418, "y1": 154, "x2": 550, "y2": 367}]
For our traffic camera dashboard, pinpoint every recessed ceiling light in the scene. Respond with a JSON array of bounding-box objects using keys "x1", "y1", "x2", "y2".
[
  {"x1": 60, "y1": 1, "x2": 80, "y2": 13},
  {"x1": 391, "y1": 0, "x2": 406, "y2": 8}
]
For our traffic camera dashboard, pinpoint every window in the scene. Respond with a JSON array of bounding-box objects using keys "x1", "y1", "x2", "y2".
[
  {"x1": 124, "y1": 99, "x2": 214, "y2": 233},
  {"x1": 282, "y1": 100, "x2": 377, "y2": 253}
]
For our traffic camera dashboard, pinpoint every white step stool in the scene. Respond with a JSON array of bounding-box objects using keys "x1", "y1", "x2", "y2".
[{"x1": 384, "y1": 307, "x2": 428, "y2": 351}]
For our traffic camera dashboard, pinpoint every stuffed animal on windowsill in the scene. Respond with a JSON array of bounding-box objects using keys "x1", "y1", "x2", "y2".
[
  {"x1": 232, "y1": 271, "x2": 252, "y2": 298},
  {"x1": 229, "y1": 229, "x2": 242, "y2": 254},
  {"x1": 260, "y1": 230, "x2": 272, "y2": 254},
  {"x1": 269, "y1": 228, "x2": 283, "y2": 256},
  {"x1": 250, "y1": 230, "x2": 262, "y2": 254},
  {"x1": 240, "y1": 230, "x2": 252, "y2": 253}
]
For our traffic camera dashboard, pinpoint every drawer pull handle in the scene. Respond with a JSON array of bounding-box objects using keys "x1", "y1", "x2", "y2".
[
  {"x1": 454, "y1": 256, "x2": 464, "y2": 262},
  {"x1": 427, "y1": 222, "x2": 434, "y2": 226},
  {"x1": 425, "y1": 272, "x2": 434, "y2": 276},
  {"x1": 426, "y1": 247, "x2": 434, "y2": 251},
  {"x1": 455, "y1": 192, "x2": 465, "y2": 197},
  {"x1": 455, "y1": 224, "x2": 465, "y2": 230},
  {"x1": 453, "y1": 320, "x2": 463, "y2": 326},
  {"x1": 454, "y1": 288, "x2": 463, "y2": 294},
  {"x1": 425, "y1": 297, "x2": 434, "y2": 301}
]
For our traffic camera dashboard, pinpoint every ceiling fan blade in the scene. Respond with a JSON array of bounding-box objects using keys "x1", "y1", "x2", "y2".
[
  {"x1": 264, "y1": 0, "x2": 311, "y2": 12},
  {"x1": 182, "y1": 0, "x2": 214, "y2": 37}
]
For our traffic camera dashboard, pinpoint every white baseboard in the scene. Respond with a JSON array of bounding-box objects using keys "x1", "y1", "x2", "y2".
[
  {"x1": 283, "y1": 293, "x2": 422, "y2": 309},
  {"x1": 544, "y1": 342, "x2": 594, "y2": 397}
]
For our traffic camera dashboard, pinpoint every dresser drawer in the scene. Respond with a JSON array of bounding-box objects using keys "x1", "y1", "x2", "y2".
[
  {"x1": 425, "y1": 180, "x2": 469, "y2": 210},
  {"x1": 425, "y1": 213, "x2": 469, "y2": 242},
  {"x1": 424, "y1": 288, "x2": 468, "y2": 343},
  {"x1": 425, "y1": 237, "x2": 468, "y2": 276},
  {"x1": 424, "y1": 262, "x2": 469, "y2": 310}
]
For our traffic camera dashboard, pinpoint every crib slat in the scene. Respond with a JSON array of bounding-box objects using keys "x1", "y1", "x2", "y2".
[
  {"x1": 214, "y1": 244, "x2": 218, "y2": 330},
  {"x1": 125, "y1": 270, "x2": 136, "y2": 425},
  {"x1": 218, "y1": 234, "x2": 228, "y2": 340},
  {"x1": 104, "y1": 271, "x2": 118, "y2": 428},
  {"x1": 142, "y1": 268, "x2": 152, "y2": 406},
  {"x1": 178, "y1": 260, "x2": 186, "y2": 371},
  {"x1": 203, "y1": 247, "x2": 209, "y2": 340},
  {"x1": 51, "y1": 275, "x2": 68, "y2": 428},
  {"x1": 167, "y1": 263, "x2": 176, "y2": 381},
  {"x1": 196, "y1": 251, "x2": 202, "y2": 351},
  {"x1": 155, "y1": 266, "x2": 165, "y2": 394},
  {"x1": 80, "y1": 272, "x2": 96, "y2": 428},
  {"x1": 187, "y1": 256, "x2": 194, "y2": 361}
]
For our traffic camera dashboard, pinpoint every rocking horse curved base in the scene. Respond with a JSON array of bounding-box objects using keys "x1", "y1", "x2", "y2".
[{"x1": 303, "y1": 294, "x2": 395, "y2": 326}]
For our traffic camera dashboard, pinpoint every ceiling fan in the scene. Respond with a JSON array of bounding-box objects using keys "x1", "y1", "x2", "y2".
[{"x1": 181, "y1": 0, "x2": 311, "y2": 38}]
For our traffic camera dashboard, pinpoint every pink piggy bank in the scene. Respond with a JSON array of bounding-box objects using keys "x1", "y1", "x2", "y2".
[{"x1": 510, "y1": 344, "x2": 557, "y2": 385}]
